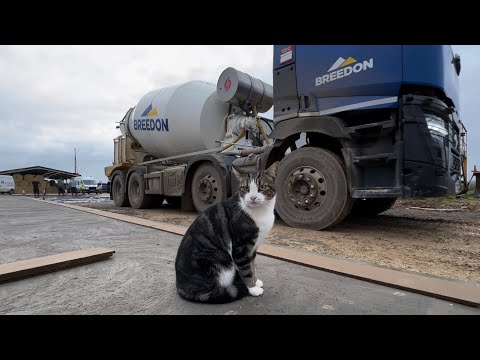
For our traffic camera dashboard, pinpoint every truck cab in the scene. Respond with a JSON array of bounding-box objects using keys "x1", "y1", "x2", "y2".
[{"x1": 267, "y1": 45, "x2": 466, "y2": 229}]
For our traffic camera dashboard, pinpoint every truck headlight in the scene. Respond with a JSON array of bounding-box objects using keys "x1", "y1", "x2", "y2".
[{"x1": 426, "y1": 114, "x2": 448, "y2": 137}]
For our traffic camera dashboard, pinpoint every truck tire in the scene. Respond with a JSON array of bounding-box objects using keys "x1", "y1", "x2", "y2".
[
  {"x1": 192, "y1": 163, "x2": 226, "y2": 213},
  {"x1": 112, "y1": 174, "x2": 130, "y2": 207},
  {"x1": 350, "y1": 198, "x2": 397, "y2": 217},
  {"x1": 128, "y1": 171, "x2": 153, "y2": 209},
  {"x1": 275, "y1": 147, "x2": 353, "y2": 230},
  {"x1": 9, "y1": 190, "x2": 14, "y2": 195}
]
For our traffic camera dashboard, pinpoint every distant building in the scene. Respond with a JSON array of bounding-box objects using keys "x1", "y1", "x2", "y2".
[{"x1": 0, "y1": 166, "x2": 80, "y2": 195}]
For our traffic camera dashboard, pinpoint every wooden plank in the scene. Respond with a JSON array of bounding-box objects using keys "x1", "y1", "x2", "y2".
[
  {"x1": 257, "y1": 244, "x2": 480, "y2": 307},
  {"x1": 408, "y1": 207, "x2": 463, "y2": 211},
  {"x1": 57, "y1": 202, "x2": 188, "y2": 236},
  {"x1": 0, "y1": 248, "x2": 115, "y2": 283}
]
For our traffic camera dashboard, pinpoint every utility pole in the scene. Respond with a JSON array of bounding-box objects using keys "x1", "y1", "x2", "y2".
[{"x1": 74, "y1": 147, "x2": 78, "y2": 174}]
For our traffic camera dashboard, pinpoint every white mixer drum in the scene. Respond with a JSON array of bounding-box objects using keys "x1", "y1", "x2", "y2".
[{"x1": 128, "y1": 81, "x2": 229, "y2": 159}]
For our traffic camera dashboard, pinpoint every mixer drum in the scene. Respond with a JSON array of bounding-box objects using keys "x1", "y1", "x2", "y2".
[{"x1": 128, "y1": 81, "x2": 230, "y2": 159}]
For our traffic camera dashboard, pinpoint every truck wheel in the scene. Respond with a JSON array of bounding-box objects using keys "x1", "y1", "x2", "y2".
[
  {"x1": 9, "y1": 190, "x2": 14, "y2": 195},
  {"x1": 112, "y1": 174, "x2": 130, "y2": 207},
  {"x1": 128, "y1": 171, "x2": 153, "y2": 209},
  {"x1": 350, "y1": 198, "x2": 397, "y2": 217},
  {"x1": 275, "y1": 147, "x2": 353, "y2": 230},
  {"x1": 192, "y1": 163, "x2": 225, "y2": 213}
]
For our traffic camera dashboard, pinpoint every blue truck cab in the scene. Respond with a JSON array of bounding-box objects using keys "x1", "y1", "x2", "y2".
[{"x1": 267, "y1": 45, "x2": 466, "y2": 230}]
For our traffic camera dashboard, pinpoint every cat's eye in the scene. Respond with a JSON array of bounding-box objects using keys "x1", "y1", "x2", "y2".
[
  {"x1": 241, "y1": 186, "x2": 249, "y2": 192},
  {"x1": 259, "y1": 185, "x2": 269, "y2": 191}
]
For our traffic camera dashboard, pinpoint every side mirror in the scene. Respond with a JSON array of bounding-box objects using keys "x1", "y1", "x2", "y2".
[{"x1": 452, "y1": 54, "x2": 461, "y2": 76}]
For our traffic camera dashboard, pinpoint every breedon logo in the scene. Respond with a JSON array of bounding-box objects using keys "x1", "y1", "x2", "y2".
[
  {"x1": 141, "y1": 104, "x2": 158, "y2": 117},
  {"x1": 315, "y1": 56, "x2": 374, "y2": 86},
  {"x1": 133, "y1": 104, "x2": 169, "y2": 132}
]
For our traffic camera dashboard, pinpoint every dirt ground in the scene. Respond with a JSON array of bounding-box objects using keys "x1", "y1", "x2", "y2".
[{"x1": 74, "y1": 195, "x2": 480, "y2": 284}]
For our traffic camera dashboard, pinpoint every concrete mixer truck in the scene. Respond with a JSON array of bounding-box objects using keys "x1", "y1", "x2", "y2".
[{"x1": 105, "y1": 45, "x2": 468, "y2": 230}]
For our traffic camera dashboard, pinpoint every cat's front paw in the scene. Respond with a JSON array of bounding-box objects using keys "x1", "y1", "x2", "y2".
[
  {"x1": 248, "y1": 286, "x2": 264, "y2": 297},
  {"x1": 255, "y1": 279, "x2": 263, "y2": 288}
]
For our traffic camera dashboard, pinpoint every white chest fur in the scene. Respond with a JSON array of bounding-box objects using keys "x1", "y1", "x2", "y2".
[
  {"x1": 242, "y1": 196, "x2": 276, "y2": 251},
  {"x1": 253, "y1": 211, "x2": 275, "y2": 251}
]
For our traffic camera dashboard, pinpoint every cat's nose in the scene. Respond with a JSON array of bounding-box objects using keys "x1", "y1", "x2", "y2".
[{"x1": 250, "y1": 196, "x2": 257, "y2": 202}]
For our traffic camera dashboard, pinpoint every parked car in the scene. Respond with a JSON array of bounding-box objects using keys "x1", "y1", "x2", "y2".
[
  {"x1": 97, "y1": 182, "x2": 109, "y2": 193},
  {"x1": 72, "y1": 176, "x2": 100, "y2": 194},
  {"x1": 0, "y1": 175, "x2": 15, "y2": 195}
]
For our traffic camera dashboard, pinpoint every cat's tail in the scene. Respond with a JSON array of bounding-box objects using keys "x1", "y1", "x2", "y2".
[{"x1": 177, "y1": 281, "x2": 249, "y2": 304}]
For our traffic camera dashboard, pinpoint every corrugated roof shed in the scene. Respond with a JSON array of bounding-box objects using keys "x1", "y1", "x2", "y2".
[{"x1": 0, "y1": 166, "x2": 80, "y2": 180}]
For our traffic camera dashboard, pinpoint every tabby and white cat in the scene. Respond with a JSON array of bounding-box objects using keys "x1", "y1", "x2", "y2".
[{"x1": 175, "y1": 161, "x2": 279, "y2": 304}]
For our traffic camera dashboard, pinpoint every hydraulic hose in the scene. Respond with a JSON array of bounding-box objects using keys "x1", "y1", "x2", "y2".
[
  {"x1": 253, "y1": 105, "x2": 270, "y2": 145},
  {"x1": 218, "y1": 127, "x2": 246, "y2": 153}
]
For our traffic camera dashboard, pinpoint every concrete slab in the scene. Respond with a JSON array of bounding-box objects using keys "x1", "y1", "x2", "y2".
[{"x1": 0, "y1": 196, "x2": 478, "y2": 315}]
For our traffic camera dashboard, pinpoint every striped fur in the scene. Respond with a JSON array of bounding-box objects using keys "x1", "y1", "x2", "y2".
[{"x1": 175, "y1": 162, "x2": 279, "y2": 304}]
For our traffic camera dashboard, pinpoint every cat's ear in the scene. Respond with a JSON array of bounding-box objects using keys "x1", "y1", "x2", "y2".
[
  {"x1": 232, "y1": 166, "x2": 243, "y2": 180},
  {"x1": 265, "y1": 161, "x2": 279, "y2": 178}
]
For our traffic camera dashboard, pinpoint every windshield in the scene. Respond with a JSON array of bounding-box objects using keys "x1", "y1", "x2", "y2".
[{"x1": 83, "y1": 180, "x2": 96, "y2": 185}]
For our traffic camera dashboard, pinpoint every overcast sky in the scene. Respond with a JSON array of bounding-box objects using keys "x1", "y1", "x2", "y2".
[{"x1": 0, "y1": 45, "x2": 477, "y2": 187}]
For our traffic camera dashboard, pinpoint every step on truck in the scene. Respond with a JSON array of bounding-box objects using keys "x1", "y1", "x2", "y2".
[{"x1": 105, "y1": 45, "x2": 468, "y2": 230}]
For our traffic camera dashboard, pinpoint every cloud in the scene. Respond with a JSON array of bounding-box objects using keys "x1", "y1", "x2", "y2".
[
  {"x1": 0, "y1": 45, "x2": 273, "y2": 181},
  {"x1": 452, "y1": 45, "x2": 480, "y2": 175}
]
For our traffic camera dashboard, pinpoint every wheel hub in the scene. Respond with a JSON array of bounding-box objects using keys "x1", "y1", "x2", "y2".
[
  {"x1": 132, "y1": 179, "x2": 140, "y2": 196},
  {"x1": 197, "y1": 176, "x2": 213, "y2": 201},
  {"x1": 286, "y1": 166, "x2": 326, "y2": 210}
]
